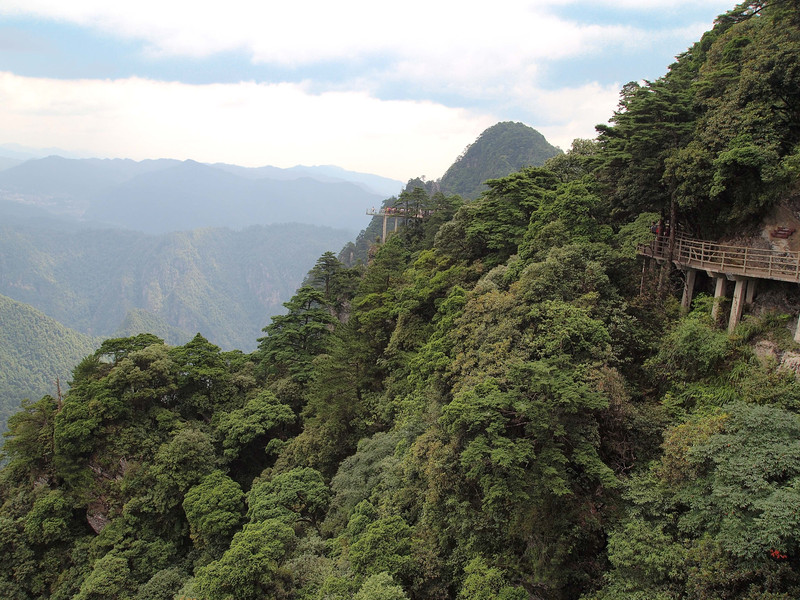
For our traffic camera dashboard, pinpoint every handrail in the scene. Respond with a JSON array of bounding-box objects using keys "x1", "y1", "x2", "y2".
[{"x1": 638, "y1": 232, "x2": 800, "y2": 283}]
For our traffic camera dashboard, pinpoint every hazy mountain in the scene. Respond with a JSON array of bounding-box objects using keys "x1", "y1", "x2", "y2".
[
  {"x1": 0, "y1": 155, "x2": 396, "y2": 230},
  {"x1": 0, "y1": 222, "x2": 354, "y2": 352},
  {"x1": 0, "y1": 156, "x2": 23, "y2": 172},
  {"x1": 211, "y1": 163, "x2": 403, "y2": 198},
  {"x1": 0, "y1": 293, "x2": 100, "y2": 435},
  {"x1": 112, "y1": 308, "x2": 194, "y2": 346},
  {"x1": 0, "y1": 156, "x2": 182, "y2": 217},
  {"x1": 438, "y1": 121, "x2": 561, "y2": 199},
  {"x1": 0, "y1": 143, "x2": 89, "y2": 160},
  {"x1": 83, "y1": 160, "x2": 378, "y2": 233}
]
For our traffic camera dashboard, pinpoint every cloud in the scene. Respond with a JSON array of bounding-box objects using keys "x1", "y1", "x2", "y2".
[
  {"x1": 0, "y1": 70, "x2": 624, "y2": 176},
  {"x1": 0, "y1": 1, "x2": 720, "y2": 75},
  {"x1": 529, "y1": 82, "x2": 621, "y2": 150},
  {"x1": 0, "y1": 72, "x2": 499, "y2": 179},
  {"x1": 0, "y1": 2, "x2": 732, "y2": 177}
]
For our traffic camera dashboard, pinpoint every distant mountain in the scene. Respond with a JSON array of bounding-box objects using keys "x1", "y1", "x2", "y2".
[
  {"x1": 0, "y1": 155, "x2": 398, "y2": 230},
  {"x1": 83, "y1": 160, "x2": 378, "y2": 233},
  {"x1": 0, "y1": 156, "x2": 23, "y2": 172},
  {"x1": 0, "y1": 221, "x2": 354, "y2": 352},
  {"x1": 438, "y1": 121, "x2": 561, "y2": 199},
  {"x1": 0, "y1": 156, "x2": 182, "y2": 217},
  {"x1": 112, "y1": 308, "x2": 194, "y2": 346},
  {"x1": 211, "y1": 163, "x2": 403, "y2": 198},
  {"x1": 0, "y1": 294, "x2": 99, "y2": 435}
]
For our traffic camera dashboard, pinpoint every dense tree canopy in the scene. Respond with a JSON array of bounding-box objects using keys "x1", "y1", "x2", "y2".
[{"x1": 2, "y1": 3, "x2": 800, "y2": 599}]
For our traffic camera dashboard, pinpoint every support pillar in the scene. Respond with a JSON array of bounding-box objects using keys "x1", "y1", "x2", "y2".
[
  {"x1": 745, "y1": 279, "x2": 757, "y2": 304},
  {"x1": 681, "y1": 268, "x2": 697, "y2": 311},
  {"x1": 394, "y1": 218, "x2": 399, "y2": 232},
  {"x1": 381, "y1": 214, "x2": 388, "y2": 243},
  {"x1": 711, "y1": 275, "x2": 727, "y2": 323},
  {"x1": 795, "y1": 312, "x2": 800, "y2": 344},
  {"x1": 728, "y1": 278, "x2": 747, "y2": 333},
  {"x1": 639, "y1": 258, "x2": 648, "y2": 295}
]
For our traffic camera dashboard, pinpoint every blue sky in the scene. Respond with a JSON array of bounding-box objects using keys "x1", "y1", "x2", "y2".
[{"x1": 0, "y1": 0, "x2": 733, "y2": 180}]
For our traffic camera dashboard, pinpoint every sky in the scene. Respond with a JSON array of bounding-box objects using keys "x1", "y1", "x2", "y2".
[{"x1": 0, "y1": 0, "x2": 734, "y2": 181}]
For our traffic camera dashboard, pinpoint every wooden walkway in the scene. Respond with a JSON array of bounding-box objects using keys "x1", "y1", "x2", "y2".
[
  {"x1": 638, "y1": 232, "x2": 800, "y2": 283},
  {"x1": 639, "y1": 232, "x2": 800, "y2": 337}
]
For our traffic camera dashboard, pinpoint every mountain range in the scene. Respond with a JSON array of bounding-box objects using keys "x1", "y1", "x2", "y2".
[
  {"x1": 0, "y1": 156, "x2": 402, "y2": 232},
  {"x1": 0, "y1": 120, "x2": 561, "y2": 431}
]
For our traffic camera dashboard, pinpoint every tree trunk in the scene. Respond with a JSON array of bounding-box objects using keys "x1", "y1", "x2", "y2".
[{"x1": 658, "y1": 191, "x2": 678, "y2": 296}]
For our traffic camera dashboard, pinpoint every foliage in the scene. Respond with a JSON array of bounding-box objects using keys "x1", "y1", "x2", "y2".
[
  {"x1": 193, "y1": 519, "x2": 296, "y2": 600},
  {"x1": 182, "y1": 470, "x2": 244, "y2": 550},
  {"x1": 257, "y1": 285, "x2": 337, "y2": 384},
  {"x1": 247, "y1": 467, "x2": 330, "y2": 528},
  {"x1": 0, "y1": 294, "x2": 99, "y2": 435},
  {"x1": 3, "y1": 7, "x2": 800, "y2": 599},
  {"x1": 353, "y1": 572, "x2": 410, "y2": 600}
]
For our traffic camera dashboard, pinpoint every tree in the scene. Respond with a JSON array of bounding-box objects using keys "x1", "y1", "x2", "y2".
[
  {"x1": 193, "y1": 519, "x2": 296, "y2": 600},
  {"x1": 258, "y1": 286, "x2": 336, "y2": 384},
  {"x1": 247, "y1": 467, "x2": 331, "y2": 529},
  {"x1": 183, "y1": 470, "x2": 244, "y2": 550},
  {"x1": 149, "y1": 427, "x2": 216, "y2": 511},
  {"x1": 216, "y1": 390, "x2": 295, "y2": 464},
  {"x1": 73, "y1": 554, "x2": 135, "y2": 600},
  {"x1": 457, "y1": 557, "x2": 526, "y2": 600},
  {"x1": 353, "y1": 572, "x2": 409, "y2": 600}
]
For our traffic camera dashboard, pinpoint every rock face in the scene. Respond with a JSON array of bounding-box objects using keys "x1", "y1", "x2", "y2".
[
  {"x1": 780, "y1": 351, "x2": 800, "y2": 378},
  {"x1": 86, "y1": 504, "x2": 110, "y2": 534},
  {"x1": 753, "y1": 339, "x2": 800, "y2": 380}
]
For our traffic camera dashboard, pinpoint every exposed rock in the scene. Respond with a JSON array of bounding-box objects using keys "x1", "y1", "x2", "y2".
[
  {"x1": 87, "y1": 503, "x2": 110, "y2": 534},
  {"x1": 754, "y1": 340, "x2": 780, "y2": 365},
  {"x1": 780, "y1": 351, "x2": 800, "y2": 378}
]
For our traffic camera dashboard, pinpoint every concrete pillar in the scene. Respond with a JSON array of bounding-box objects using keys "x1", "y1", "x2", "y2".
[
  {"x1": 394, "y1": 218, "x2": 399, "y2": 232},
  {"x1": 681, "y1": 268, "x2": 697, "y2": 311},
  {"x1": 728, "y1": 278, "x2": 747, "y2": 333},
  {"x1": 745, "y1": 279, "x2": 757, "y2": 304},
  {"x1": 795, "y1": 312, "x2": 800, "y2": 344},
  {"x1": 711, "y1": 276, "x2": 727, "y2": 323},
  {"x1": 382, "y1": 214, "x2": 388, "y2": 243}
]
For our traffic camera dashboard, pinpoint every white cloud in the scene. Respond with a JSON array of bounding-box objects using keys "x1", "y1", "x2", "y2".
[
  {"x1": 0, "y1": 2, "x2": 733, "y2": 177},
  {"x1": 528, "y1": 82, "x2": 621, "y2": 150},
  {"x1": 0, "y1": 71, "x2": 626, "y2": 177},
  {"x1": 0, "y1": 72, "x2": 499, "y2": 180},
  {"x1": 0, "y1": 1, "x2": 718, "y2": 76}
]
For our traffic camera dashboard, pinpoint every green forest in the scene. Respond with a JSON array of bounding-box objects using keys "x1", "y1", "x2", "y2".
[
  {"x1": 0, "y1": 295, "x2": 100, "y2": 436},
  {"x1": 0, "y1": 222, "x2": 353, "y2": 352},
  {"x1": 2, "y1": 2, "x2": 800, "y2": 599}
]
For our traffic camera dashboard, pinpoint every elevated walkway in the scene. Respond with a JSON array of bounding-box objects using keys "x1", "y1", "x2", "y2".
[
  {"x1": 639, "y1": 232, "x2": 800, "y2": 283},
  {"x1": 366, "y1": 207, "x2": 433, "y2": 243},
  {"x1": 638, "y1": 233, "x2": 800, "y2": 338}
]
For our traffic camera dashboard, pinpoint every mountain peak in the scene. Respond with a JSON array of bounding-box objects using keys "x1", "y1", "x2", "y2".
[{"x1": 438, "y1": 121, "x2": 561, "y2": 200}]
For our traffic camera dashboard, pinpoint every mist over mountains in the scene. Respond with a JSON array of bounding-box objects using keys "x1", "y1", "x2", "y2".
[{"x1": 0, "y1": 155, "x2": 402, "y2": 232}]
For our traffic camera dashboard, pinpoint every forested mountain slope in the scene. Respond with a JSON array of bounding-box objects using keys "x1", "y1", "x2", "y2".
[
  {"x1": 2, "y1": 2, "x2": 800, "y2": 600},
  {"x1": 0, "y1": 294, "x2": 99, "y2": 436},
  {"x1": 0, "y1": 221, "x2": 353, "y2": 351},
  {"x1": 342, "y1": 123, "x2": 562, "y2": 264}
]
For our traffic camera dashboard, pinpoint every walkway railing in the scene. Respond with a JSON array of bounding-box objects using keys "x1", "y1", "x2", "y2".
[
  {"x1": 638, "y1": 232, "x2": 800, "y2": 283},
  {"x1": 366, "y1": 208, "x2": 432, "y2": 218}
]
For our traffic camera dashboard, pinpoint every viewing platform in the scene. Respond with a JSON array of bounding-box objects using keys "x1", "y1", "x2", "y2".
[
  {"x1": 366, "y1": 207, "x2": 433, "y2": 243},
  {"x1": 638, "y1": 232, "x2": 800, "y2": 339}
]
